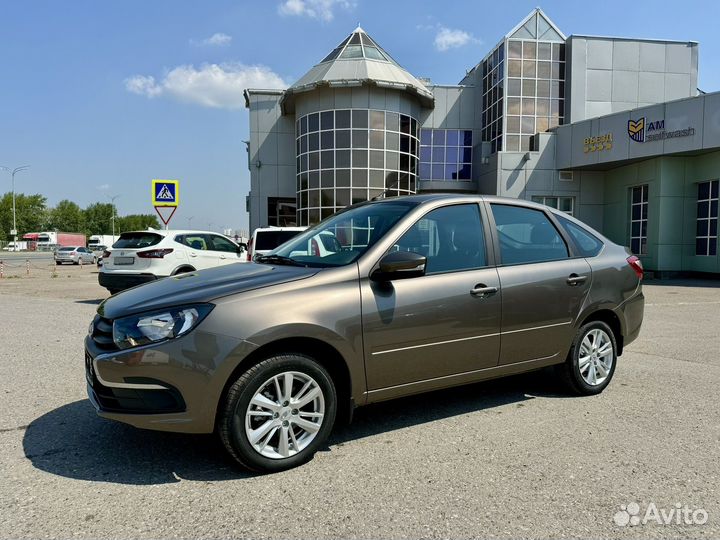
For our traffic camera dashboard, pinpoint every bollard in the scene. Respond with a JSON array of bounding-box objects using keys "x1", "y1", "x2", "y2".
[
  {"x1": 26, "y1": 259, "x2": 30, "y2": 276},
  {"x1": 79, "y1": 255, "x2": 83, "y2": 269},
  {"x1": 0, "y1": 260, "x2": 3, "y2": 279}
]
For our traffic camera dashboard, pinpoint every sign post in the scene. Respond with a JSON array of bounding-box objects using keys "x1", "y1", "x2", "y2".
[{"x1": 151, "y1": 179, "x2": 179, "y2": 229}]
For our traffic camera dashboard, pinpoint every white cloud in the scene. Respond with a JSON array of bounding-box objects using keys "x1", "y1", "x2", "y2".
[
  {"x1": 97, "y1": 184, "x2": 109, "y2": 191},
  {"x1": 125, "y1": 63, "x2": 287, "y2": 110},
  {"x1": 191, "y1": 32, "x2": 232, "y2": 47},
  {"x1": 278, "y1": 0, "x2": 353, "y2": 22},
  {"x1": 125, "y1": 75, "x2": 163, "y2": 97},
  {"x1": 434, "y1": 27, "x2": 478, "y2": 51}
]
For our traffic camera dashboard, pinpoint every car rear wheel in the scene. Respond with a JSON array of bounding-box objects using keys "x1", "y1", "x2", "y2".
[
  {"x1": 218, "y1": 354, "x2": 337, "y2": 472},
  {"x1": 558, "y1": 320, "x2": 617, "y2": 395}
]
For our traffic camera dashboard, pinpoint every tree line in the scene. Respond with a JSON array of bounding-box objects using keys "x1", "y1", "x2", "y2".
[{"x1": 0, "y1": 192, "x2": 160, "y2": 241}]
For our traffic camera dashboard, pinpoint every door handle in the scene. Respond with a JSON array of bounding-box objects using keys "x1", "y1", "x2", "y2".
[
  {"x1": 470, "y1": 285, "x2": 499, "y2": 297},
  {"x1": 189, "y1": 252, "x2": 198, "y2": 258},
  {"x1": 567, "y1": 273, "x2": 588, "y2": 286}
]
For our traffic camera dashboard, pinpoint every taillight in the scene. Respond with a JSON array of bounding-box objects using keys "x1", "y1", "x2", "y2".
[
  {"x1": 138, "y1": 248, "x2": 174, "y2": 259},
  {"x1": 102, "y1": 250, "x2": 111, "y2": 258},
  {"x1": 247, "y1": 238, "x2": 253, "y2": 261},
  {"x1": 627, "y1": 255, "x2": 644, "y2": 280},
  {"x1": 311, "y1": 238, "x2": 320, "y2": 256}
]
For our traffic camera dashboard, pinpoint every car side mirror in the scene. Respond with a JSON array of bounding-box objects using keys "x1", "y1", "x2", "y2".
[{"x1": 371, "y1": 251, "x2": 427, "y2": 281}]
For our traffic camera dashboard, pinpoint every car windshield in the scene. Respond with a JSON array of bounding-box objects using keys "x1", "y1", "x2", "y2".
[{"x1": 267, "y1": 200, "x2": 417, "y2": 267}]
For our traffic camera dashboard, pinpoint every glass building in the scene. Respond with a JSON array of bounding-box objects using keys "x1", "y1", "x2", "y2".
[{"x1": 245, "y1": 8, "x2": 720, "y2": 275}]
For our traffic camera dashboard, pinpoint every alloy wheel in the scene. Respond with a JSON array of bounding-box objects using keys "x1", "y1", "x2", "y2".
[
  {"x1": 244, "y1": 371, "x2": 325, "y2": 459},
  {"x1": 577, "y1": 328, "x2": 614, "y2": 386}
]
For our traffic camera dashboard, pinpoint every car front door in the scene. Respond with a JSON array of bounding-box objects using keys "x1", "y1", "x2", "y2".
[
  {"x1": 488, "y1": 203, "x2": 592, "y2": 366},
  {"x1": 361, "y1": 203, "x2": 501, "y2": 393},
  {"x1": 207, "y1": 234, "x2": 242, "y2": 266}
]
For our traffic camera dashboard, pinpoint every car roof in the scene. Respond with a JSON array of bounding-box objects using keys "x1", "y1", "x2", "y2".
[
  {"x1": 357, "y1": 193, "x2": 556, "y2": 213},
  {"x1": 119, "y1": 229, "x2": 231, "y2": 236}
]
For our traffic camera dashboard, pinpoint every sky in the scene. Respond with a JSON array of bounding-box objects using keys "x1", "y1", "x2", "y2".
[{"x1": 1, "y1": 0, "x2": 719, "y2": 233}]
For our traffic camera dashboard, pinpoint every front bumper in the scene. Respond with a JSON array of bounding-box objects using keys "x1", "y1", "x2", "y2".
[
  {"x1": 98, "y1": 271, "x2": 158, "y2": 292},
  {"x1": 84, "y1": 322, "x2": 256, "y2": 433}
]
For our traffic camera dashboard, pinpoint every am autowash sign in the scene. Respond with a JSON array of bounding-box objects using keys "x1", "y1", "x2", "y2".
[{"x1": 627, "y1": 117, "x2": 695, "y2": 143}]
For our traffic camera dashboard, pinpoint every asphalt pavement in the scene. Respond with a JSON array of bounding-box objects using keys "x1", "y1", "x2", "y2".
[{"x1": 0, "y1": 272, "x2": 718, "y2": 539}]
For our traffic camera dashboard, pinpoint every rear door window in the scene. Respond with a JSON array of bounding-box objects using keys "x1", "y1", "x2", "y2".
[
  {"x1": 177, "y1": 234, "x2": 209, "y2": 250},
  {"x1": 555, "y1": 214, "x2": 604, "y2": 257},
  {"x1": 491, "y1": 204, "x2": 568, "y2": 265},
  {"x1": 113, "y1": 233, "x2": 162, "y2": 249}
]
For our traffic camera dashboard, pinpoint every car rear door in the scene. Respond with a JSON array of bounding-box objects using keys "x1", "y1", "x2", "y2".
[
  {"x1": 361, "y1": 203, "x2": 501, "y2": 391},
  {"x1": 487, "y1": 202, "x2": 592, "y2": 366},
  {"x1": 177, "y1": 234, "x2": 217, "y2": 270}
]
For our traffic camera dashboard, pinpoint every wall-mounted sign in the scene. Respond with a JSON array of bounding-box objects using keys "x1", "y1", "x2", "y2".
[
  {"x1": 627, "y1": 117, "x2": 695, "y2": 143},
  {"x1": 584, "y1": 133, "x2": 613, "y2": 153}
]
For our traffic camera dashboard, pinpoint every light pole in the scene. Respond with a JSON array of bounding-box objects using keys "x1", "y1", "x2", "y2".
[
  {"x1": 0, "y1": 165, "x2": 30, "y2": 246},
  {"x1": 107, "y1": 194, "x2": 120, "y2": 239},
  {"x1": 187, "y1": 216, "x2": 194, "y2": 228}
]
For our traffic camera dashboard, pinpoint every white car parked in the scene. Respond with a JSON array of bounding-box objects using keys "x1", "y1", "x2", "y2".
[
  {"x1": 246, "y1": 226, "x2": 307, "y2": 261},
  {"x1": 99, "y1": 229, "x2": 245, "y2": 295}
]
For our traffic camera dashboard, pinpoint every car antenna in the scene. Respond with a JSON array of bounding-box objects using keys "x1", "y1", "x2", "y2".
[{"x1": 370, "y1": 178, "x2": 401, "y2": 201}]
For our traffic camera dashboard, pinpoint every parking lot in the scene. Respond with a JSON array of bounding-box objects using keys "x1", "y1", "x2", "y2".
[{"x1": 0, "y1": 265, "x2": 719, "y2": 539}]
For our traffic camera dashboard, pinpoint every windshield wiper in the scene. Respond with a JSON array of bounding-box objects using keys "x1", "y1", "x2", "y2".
[{"x1": 254, "y1": 254, "x2": 306, "y2": 267}]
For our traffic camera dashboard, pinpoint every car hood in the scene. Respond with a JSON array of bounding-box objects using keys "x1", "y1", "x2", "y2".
[{"x1": 98, "y1": 263, "x2": 319, "y2": 320}]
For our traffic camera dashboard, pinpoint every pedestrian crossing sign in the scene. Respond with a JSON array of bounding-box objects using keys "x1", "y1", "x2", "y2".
[{"x1": 152, "y1": 179, "x2": 179, "y2": 207}]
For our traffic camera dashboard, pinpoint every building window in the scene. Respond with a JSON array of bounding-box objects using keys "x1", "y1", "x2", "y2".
[
  {"x1": 696, "y1": 180, "x2": 718, "y2": 256},
  {"x1": 268, "y1": 197, "x2": 297, "y2": 227},
  {"x1": 295, "y1": 108, "x2": 419, "y2": 226},
  {"x1": 629, "y1": 185, "x2": 648, "y2": 255},
  {"x1": 503, "y1": 37, "x2": 565, "y2": 152},
  {"x1": 480, "y1": 43, "x2": 504, "y2": 153},
  {"x1": 531, "y1": 195, "x2": 574, "y2": 216},
  {"x1": 418, "y1": 129, "x2": 472, "y2": 181}
]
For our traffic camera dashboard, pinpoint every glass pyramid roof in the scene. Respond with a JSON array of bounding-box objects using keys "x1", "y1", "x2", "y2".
[
  {"x1": 319, "y1": 26, "x2": 402, "y2": 66},
  {"x1": 281, "y1": 26, "x2": 434, "y2": 113}
]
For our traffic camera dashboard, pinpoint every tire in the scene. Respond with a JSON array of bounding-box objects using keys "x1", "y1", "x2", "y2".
[
  {"x1": 558, "y1": 320, "x2": 617, "y2": 396},
  {"x1": 218, "y1": 354, "x2": 337, "y2": 473}
]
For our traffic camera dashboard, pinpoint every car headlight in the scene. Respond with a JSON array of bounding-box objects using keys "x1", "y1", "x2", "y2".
[{"x1": 112, "y1": 304, "x2": 214, "y2": 350}]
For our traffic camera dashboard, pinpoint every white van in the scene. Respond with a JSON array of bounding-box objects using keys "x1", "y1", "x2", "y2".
[{"x1": 246, "y1": 227, "x2": 306, "y2": 261}]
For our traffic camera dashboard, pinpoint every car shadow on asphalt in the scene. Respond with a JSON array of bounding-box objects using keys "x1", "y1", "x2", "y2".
[
  {"x1": 23, "y1": 369, "x2": 569, "y2": 485},
  {"x1": 74, "y1": 299, "x2": 104, "y2": 305}
]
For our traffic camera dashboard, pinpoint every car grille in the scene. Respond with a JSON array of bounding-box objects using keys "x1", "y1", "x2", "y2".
[{"x1": 91, "y1": 316, "x2": 118, "y2": 351}]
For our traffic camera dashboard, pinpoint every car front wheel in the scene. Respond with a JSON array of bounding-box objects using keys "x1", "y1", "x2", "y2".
[
  {"x1": 558, "y1": 320, "x2": 617, "y2": 395},
  {"x1": 218, "y1": 354, "x2": 337, "y2": 472}
]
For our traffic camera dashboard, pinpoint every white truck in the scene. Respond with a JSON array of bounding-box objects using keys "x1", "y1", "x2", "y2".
[
  {"x1": 2, "y1": 241, "x2": 28, "y2": 251},
  {"x1": 88, "y1": 235, "x2": 118, "y2": 251}
]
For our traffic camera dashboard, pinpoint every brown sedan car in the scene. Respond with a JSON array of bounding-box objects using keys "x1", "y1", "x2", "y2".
[{"x1": 85, "y1": 195, "x2": 644, "y2": 472}]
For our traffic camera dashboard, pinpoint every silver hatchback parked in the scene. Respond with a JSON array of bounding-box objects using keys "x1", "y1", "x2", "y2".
[{"x1": 84, "y1": 195, "x2": 644, "y2": 472}]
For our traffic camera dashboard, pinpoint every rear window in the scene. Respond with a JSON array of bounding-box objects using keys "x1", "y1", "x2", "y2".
[
  {"x1": 113, "y1": 233, "x2": 162, "y2": 249},
  {"x1": 58, "y1": 247, "x2": 74, "y2": 251},
  {"x1": 255, "y1": 230, "x2": 303, "y2": 251}
]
